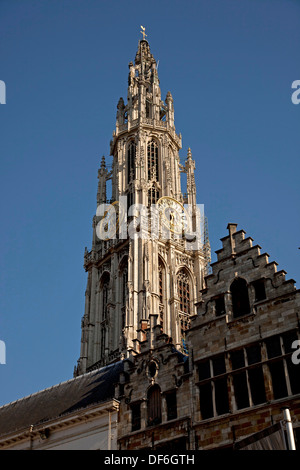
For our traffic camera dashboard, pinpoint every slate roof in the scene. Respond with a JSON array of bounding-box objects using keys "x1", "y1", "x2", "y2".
[{"x1": 0, "y1": 361, "x2": 123, "y2": 438}]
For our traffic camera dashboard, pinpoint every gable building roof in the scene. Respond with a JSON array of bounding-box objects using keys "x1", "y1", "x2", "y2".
[{"x1": 0, "y1": 361, "x2": 123, "y2": 439}]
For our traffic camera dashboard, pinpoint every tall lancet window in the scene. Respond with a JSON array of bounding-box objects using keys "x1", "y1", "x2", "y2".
[
  {"x1": 101, "y1": 272, "x2": 110, "y2": 320},
  {"x1": 147, "y1": 139, "x2": 159, "y2": 182},
  {"x1": 158, "y1": 259, "x2": 165, "y2": 331},
  {"x1": 148, "y1": 185, "x2": 160, "y2": 206},
  {"x1": 146, "y1": 98, "x2": 152, "y2": 119},
  {"x1": 127, "y1": 141, "x2": 136, "y2": 183},
  {"x1": 119, "y1": 256, "x2": 128, "y2": 330},
  {"x1": 177, "y1": 269, "x2": 191, "y2": 337}
]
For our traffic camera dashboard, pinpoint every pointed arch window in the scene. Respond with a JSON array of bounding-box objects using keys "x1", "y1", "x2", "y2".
[
  {"x1": 146, "y1": 99, "x2": 151, "y2": 119},
  {"x1": 230, "y1": 278, "x2": 250, "y2": 318},
  {"x1": 100, "y1": 272, "x2": 110, "y2": 320},
  {"x1": 119, "y1": 257, "x2": 128, "y2": 330},
  {"x1": 177, "y1": 270, "x2": 191, "y2": 315},
  {"x1": 121, "y1": 268, "x2": 128, "y2": 308},
  {"x1": 147, "y1": 139, "x2": 159, "y2": 182},
  {"x1": 127, "y1": 141, "x2": 136, "y2": 183},
  {"x1": 159, "y1": 262, "x2": 163, "y2": 305},
  {"x1": 158, "y1": 259, "x2": 165, "y2": 330},
  {"x1": 177, "y1": 269, "x2": 191, "y2": 337},
  {"x1": 148, "y1": 184, "x2": 160, "y2": 206},
  {"x1": 101, "y1": 326, "x2": 106, "y2": 358}
]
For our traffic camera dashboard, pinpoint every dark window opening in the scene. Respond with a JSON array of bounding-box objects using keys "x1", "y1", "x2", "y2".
[
  {"x1": 282, "y1": 330, "x2": 298, "y2": 354},
  {"x1": 200, "y1": 382, "x2": 213, "y2": 419},
  {"x1": 248, "y1": 367, "x2": 266, "y2": 405},
  {"x1": 269, "y1": 361, "x2": 288, "y2": 399},
  {"x1": 287, "y1": 360, "x2": 300, "y2": 395},
  {"x1": 233, "y1": 372, "x2": 250, "y2": 409},
  {"x1": 146, "y1": 99, "x2": 151, "y2": 118},
  {"x1": 253, "y1": 279, "x2": 266, "y2": 302},
  {"x1": 231, "y1": 350, "x2": 245, "y2": 370},
  {"x1": 246, "y1": 344, "x2": 262, "y2": 365},
  {"x1": 215, "y1": 378, "x2": 230, "y2": 415},
  {"x1": 166, "y1": 391, "x2": 177, "y2": 421},
  {"x1": 148, "y1": 361, "x2": 157, "y2": 378},
  {"x1": 127, "y1": 192, "x2": 134, "y2": 214},
  {"x1": 127, "y1": 141, "x2": 136, "y2": 183},
  {"x1": 131, "y1": 403, "x2": 141, "y2": 432},
  {"x1": 147, "y1": 385, "x2": 162, "y2": 426},
  {"x1": 212, "y1": 355, "x2": 226, "y2": 376},
  {"x1": 198, "y1": 355, "x2": 230, "y2": 419},
  {"x1": 215, "y1": 296, "x2": 226, "y2": 317},
  {"x1": 230, "y1": 278, "x2": 250, "y2": 318},
  {"x1": 119, "y1": 258, "x2": 128, "y2": 309},
  {"x1": 265, "y1": 336, "x2": 282, "y2": 359},
  {"x1": 198, "y1": 360, "x2": 211, "y2": 381},
  {"x1": 101, "y1": 272, "x2": 110, "y2": 320},
  {"x1": 100, "y1": 327, "x2": 106, "y2": 359}
]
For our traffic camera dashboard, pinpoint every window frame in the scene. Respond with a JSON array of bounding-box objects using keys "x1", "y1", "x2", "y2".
[{"x1": 196, "y1": 330, "x2": 300, "y2": 420}]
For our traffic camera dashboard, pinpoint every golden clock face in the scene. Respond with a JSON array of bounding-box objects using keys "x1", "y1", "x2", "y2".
[
  {"x1": 157, "y1": 196, "x2": 189, "y2": 234},
  {"x1": 99, "y1": 201, "x2": 125, "y2": 240}
]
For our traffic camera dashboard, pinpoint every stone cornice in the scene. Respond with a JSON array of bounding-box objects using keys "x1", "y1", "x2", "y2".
[{"x1": 0, "y1": 399, "x2": 119, "y2": 449}]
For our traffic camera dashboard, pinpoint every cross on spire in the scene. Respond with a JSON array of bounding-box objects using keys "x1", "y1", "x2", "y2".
[{"x1": 140, "y1": 25, "x2": 147, "y2": 40}]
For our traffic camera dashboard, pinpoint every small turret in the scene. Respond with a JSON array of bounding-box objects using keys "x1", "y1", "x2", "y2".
[{"x1": 97, "y1": 156, "x2": 107, "y2": 205}]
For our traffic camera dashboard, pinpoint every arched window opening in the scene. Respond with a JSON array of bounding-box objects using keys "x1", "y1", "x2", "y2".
[
  {"x1": 230, "y1": 278, "x2": 250, "y2": 318},
  {"x1": 147, "y1": 385, "x2": 162, "y2": 426},
  {"x1": 127, "y1": 141, "x2": 136, "y2": 183},
  {"x1": 158, "y1": 259, "x2": 165, "y2": 330},
  {"x1": 119, "y1": 257, "x2": 128, "y2": 330},
  {"x1": 146, "y1": 99, "x2": 151, "y2": 119},
  {"x1": 101, "y1": 326, "x2": 106, "y2": 359},
  {"x1": 147, "y1": 140, "x2": 159, "y2": 182},
  {"x1": 148, "y1": 185, "x2": 159, "y2": 206},
  {"x1": 159, "y1": 263, "x2": 163, "y2": 304},
  {"x1": 177, "y1": 269, "x2": 191, "y2": 343},
  {"x1": 177, "y1": 270, "x2": 191, "y2": 316},
  {"x1": 101, "y1": 272, "x2": 110, "y2": 320},
  {"x1": 121, "y1": 268, "x2": 128, "y2": 307}
]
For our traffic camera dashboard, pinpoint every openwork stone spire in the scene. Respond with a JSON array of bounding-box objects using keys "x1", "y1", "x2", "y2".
[{"x1": 75, "y1": 37, "x2": 210, "y2": 376}]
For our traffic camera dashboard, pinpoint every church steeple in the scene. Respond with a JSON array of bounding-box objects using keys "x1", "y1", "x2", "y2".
[
  {"x1": 75, "y1": 34, "x2": 210, "y2": 377},
  {"x1": 110, "y1": 36, "x2": 183, "y2": 205}
]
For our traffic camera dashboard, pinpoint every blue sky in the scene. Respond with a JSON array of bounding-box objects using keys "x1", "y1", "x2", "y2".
[{"x1": 0, "y1": 0, "x2": 299, "y2": 406}]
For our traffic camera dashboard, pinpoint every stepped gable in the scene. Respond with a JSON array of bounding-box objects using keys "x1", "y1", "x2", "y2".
[
  {"x1": 188, "y1": 224, "x2": 299, "y2": 358},
  {"x1": 203, "y1": 223, "x2": 296, "y2": 303},
  {"x1": 117, "y1": 314, "x2": 189, "y2": 407}
]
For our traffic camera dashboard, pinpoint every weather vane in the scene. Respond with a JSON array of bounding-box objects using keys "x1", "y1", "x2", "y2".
[{"x1": 140, "y1": 25, "x2": 147, "y2": 40}]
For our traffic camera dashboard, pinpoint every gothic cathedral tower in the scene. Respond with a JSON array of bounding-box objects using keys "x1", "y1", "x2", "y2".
[{"x1": 75, "y1": 37, "x2": 211, "y2": 376}]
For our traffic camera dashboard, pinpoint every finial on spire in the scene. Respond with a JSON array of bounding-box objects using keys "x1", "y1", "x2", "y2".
[
  {"x1": 140, "y1": 25, "x2": 147, "y2": 40},
  {"x1": 101, "y1": 155, "x2": 106, "y2": 168}
]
